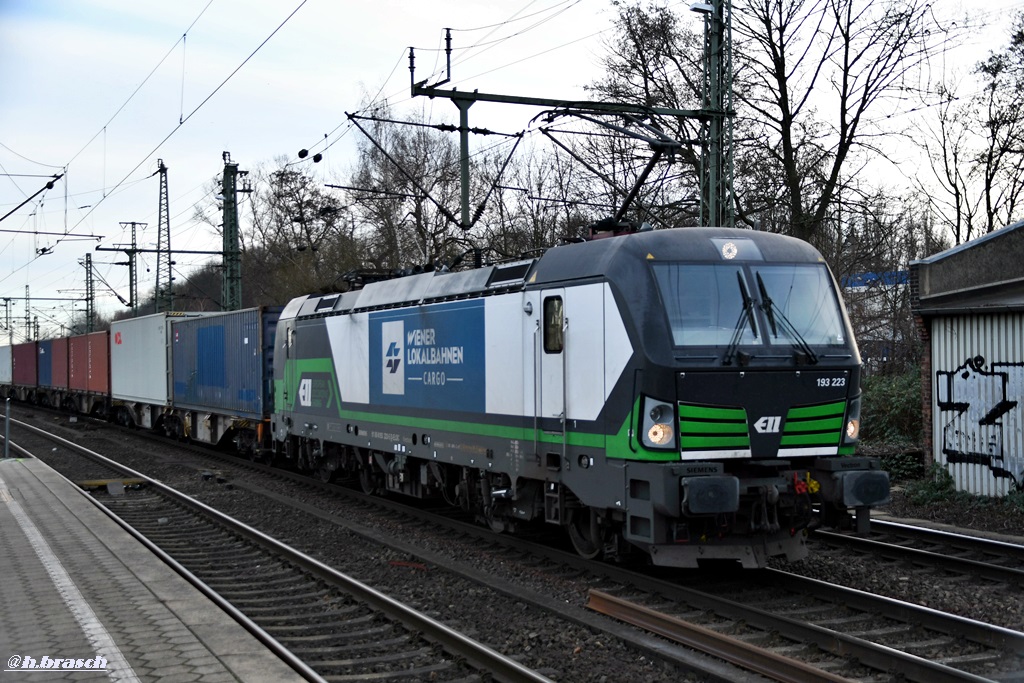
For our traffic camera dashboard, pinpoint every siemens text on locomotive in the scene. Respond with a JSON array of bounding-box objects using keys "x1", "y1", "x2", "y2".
[{"x1": 0, "y1": 227, "x2": 890, "y2": 568}]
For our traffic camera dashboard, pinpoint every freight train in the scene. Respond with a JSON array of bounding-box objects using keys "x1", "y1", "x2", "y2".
[{"x1": 0, "y1": 227, "x2": 890, "y2": 568}]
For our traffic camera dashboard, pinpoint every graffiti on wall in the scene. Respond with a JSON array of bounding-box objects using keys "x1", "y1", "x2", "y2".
[{"x1": 936, "y1": 355, "x2": 1024, "y2": 490}]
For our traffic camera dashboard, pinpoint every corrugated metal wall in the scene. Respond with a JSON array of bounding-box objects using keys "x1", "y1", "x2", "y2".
[
  {"x1": 12, "y1": 342, "x2": 37, "y2": 386},
  {"x1": 931, "y1": 313, "x2": 1024, "y2": 497}
]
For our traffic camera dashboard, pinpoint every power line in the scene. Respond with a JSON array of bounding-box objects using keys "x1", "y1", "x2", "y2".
[
  {"x1": 299, "y1": 0, "x2": 609, "y2": 168},
  {"x1": 63, "y1": 0, "x2": 216, "y2": 170},
  {"x1": 65, "y1": 0, "x2": 310, "y2": 245}
]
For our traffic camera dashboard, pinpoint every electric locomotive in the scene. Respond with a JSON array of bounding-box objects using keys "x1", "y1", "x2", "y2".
[{"x1": 270, "y1": 226, "x2": 889, "y2": 568}]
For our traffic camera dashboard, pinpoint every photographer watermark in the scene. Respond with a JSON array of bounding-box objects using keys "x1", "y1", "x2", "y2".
[{"x1": 6, "y1": 655, "x2": 108, "y2": 671}]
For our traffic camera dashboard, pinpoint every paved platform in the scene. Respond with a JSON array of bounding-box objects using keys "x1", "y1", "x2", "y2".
[{"x1": 0, "y1": 457, "x2": 306, "y2": 683}]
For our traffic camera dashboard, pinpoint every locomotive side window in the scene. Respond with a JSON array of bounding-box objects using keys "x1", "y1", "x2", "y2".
[{"x1": 543, "y1": 296, "x2": 564, "y2": 353}]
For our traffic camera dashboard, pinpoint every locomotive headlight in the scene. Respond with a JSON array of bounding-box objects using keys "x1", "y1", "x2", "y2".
[
  {"x1": 843, "y1": 396, "x2": 862, "y2": 443},
  {"x1": 647, "y1": 422, "x2": 674, "y2": 445},
  {"x1": 641, "y1": 397, "x2": 677, "y2": 450}
]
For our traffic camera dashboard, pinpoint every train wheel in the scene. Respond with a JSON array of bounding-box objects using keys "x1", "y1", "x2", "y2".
[
  {"x1": 315, "y1": 464, "x2": 334, "y2": 483},
  {"x1": 567, "y1": 507, "x2": 602, "y2": 559},
  {"x1": 359, "y1": 468, "x2": 380, "y2": 495},
  {"x1": 483, "y1": 505, "x2": 512, "y2": 534}
]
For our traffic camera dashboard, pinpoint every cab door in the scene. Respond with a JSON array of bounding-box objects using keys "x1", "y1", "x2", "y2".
[{"x1": 538, "y1": 290, "x2": 566, "y2": 435}]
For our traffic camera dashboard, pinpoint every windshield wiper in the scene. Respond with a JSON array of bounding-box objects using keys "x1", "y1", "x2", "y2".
[
  {"x1": 724, "y1": 272, "x2": 758, "y2": 366},
  {"x1": 755, "y1": 272, "x2": 818, "y2": 365}
]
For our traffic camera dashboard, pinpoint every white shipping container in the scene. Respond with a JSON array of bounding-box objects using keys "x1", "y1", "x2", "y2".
[
  {"x1": 931, "y1": 312, "x2": 1024, "y2": 497},
  {"x1": 0, "y1": 346, "x2": 11, "y2": 384},
  {"x1": 110, "y1": 312, "x2": 209, "y2": 405}
]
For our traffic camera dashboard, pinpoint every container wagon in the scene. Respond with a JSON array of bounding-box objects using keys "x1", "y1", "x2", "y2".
[
  {"x1": 11, "y1": 342, "x2": 38, "y2": 403},
  {"x1": 167, "y1": 306, "x2": 281, "y2": 452},
  {"x1": 68, "y1": 331, "x2": 110, "y2": 416},
  {"x1": 109, "y1": 312, "x2": 210, "y2": 429}
]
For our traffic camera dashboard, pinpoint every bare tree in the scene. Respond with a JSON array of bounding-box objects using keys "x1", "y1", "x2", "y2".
[
  {"x1": 244, "y1": 159, "x2": 360, "y2": 302},
  {"x1": 735, "y1": 0, "x2": 960, "y2": 251},
  {"x1": 919, "y1": 12, "x2": 1024, "y2": 244},
  {"x1": 477, "y1": 144, "x2": 595, "y2": 258},
  {"x1": 839, "y1": 191, "x2": 947, "y2": 374},
  {"x1": 188, "y1": 159, "x2": 359, "y2": 306},
  {"x1": 346, "y1": 105, "x2": 481, "y2": 272},
  {"x1": 583, "y1": 2, "x2": 705, "y2": 226}
]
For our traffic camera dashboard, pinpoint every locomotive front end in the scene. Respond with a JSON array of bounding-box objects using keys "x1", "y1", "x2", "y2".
[{"x1": 617, "y1": 229, "x2": 890, "y2": 567}]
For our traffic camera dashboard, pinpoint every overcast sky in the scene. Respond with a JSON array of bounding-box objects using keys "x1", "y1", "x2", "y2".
[
  {"x1": 0, "y1": 0, "x2": 1018, "y2": 338},
  {"x1": 0, "y1": 0, "x2": 622, "y2": 335}
]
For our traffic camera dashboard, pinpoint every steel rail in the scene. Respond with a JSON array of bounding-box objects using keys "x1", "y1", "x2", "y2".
[
  {"x1": 11, "y1": 418, "x2": 553, "y2": 683},
  {"x1": 20, "y1": 411, "x2": 1024, "y2": 681},
  {"x1": 601, "y1": 574, "x2": 1010, "y2": 683},
  {"x1": 761, "y1": 568, "x2": 1024, "y2": 653},
  {"x1": 871, "y1": 518, "x2": 1024, "y2": 558},
  {"x1": 213, "y1": 441, "x2": 1024, "y2": 677},
  {"x1": 813, "y1": 526, "x2": 1024, "y2": 584},
  {"x1": 2, "y1": 436, "x2": 331, "y2": 682},
  {"x1": 587, "y1": 590, "x2": 857, "y2": 683}
]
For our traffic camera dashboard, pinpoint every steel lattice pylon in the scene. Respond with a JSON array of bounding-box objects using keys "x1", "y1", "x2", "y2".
[
  {"x1": 698, "y1": 0, "x2": 734, "y2": 228},
  {"x1": 221, "y1": 151, "x2": 250, "y2": 312},
  {"x1": 84, "y1": 253, "x2": 95, "y2": 333},
  {"x1": 155, "y1": 160, "x2": 173, "y2": 312}
]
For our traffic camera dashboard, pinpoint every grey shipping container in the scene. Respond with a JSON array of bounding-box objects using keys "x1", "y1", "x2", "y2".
[
  {"x1": 170, "y1": 307, "x2": 281, "y2": 418},
  {"x1": 0, "y1": 346, "x2": 11, "y2": 385},
  {"x1": 111, "y1": 312, "x2": 211, "y2": 405}
]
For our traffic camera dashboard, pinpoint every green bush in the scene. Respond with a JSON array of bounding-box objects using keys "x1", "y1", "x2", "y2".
[
  {"x1": 905, "y1": 464, "x2": 968, "y2": 505},
  {"x1": 860, "y1": 368, "x2": 923, "y2": 445},
  {"x1": 879, "y1": 450, "x2": 926, "y2": 483}
]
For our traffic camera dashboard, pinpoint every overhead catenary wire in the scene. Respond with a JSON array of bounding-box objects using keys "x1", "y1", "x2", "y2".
[
  {"x1": 3, "y1": 1, "x2": 308, "y2": 331},
  {"x1": 65, "y1": 0, "x2": 310, "y2": 244},
  {"x1": 62, "y1": 0, "x2": 216, "y2": 172},
  {"x1": 297, "y1": 0, "x2": 611, "y2": 166},
  {"x1": 0, "y1": 0, "x2": 217, "y2": 312}
]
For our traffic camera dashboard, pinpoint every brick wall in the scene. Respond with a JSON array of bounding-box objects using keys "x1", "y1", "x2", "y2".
[{"x1": 909, "y1": 262, "x2": 933, "y2": 467}]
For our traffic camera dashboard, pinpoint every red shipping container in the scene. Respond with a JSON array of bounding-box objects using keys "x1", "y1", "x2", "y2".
[
  {"x1": 68, "y1": 332, "x2": 109, "y2": 395},
  {"x1": 51, "y1": 337, "x2": 69, "y2": 389},
  {"x1": 69, "y1": 334, "x2": 89, "y2": 391},
  {"x1": 12, "y1": 342, "x2": 37, "y2": 387},
  {"x1": 88, "y1": 331, "x2": 109, "y2": 395}
]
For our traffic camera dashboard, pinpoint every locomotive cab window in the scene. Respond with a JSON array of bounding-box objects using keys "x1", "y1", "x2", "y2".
[
  {"x1": 652, "y1": 262, "x2": 848, "y2": 349},
  {"x1": 543, "y1": 296, "x2": 564, "y2": 353},
  {"x1": 753, "y1": 265, "x2": 846, "y2": 347},
  {"x1": 653, "y1": 264, "x2": 755, "y2": 347}
]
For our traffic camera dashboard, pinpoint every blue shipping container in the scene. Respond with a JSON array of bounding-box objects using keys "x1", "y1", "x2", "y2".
[
  {"x1": 170, "y1": 307, "x2": 281, "y2": 418},
  {"x1": 37, "y1": 339, "x2": 53, "y2": 387}
]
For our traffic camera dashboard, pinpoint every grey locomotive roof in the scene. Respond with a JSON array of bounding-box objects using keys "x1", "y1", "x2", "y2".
[
  {"x1": 287, "y1": 227, "x2": 826, "y2": 318},
  {"x1": 529, "y1": 226, "x2": 824, "y2": 285}
]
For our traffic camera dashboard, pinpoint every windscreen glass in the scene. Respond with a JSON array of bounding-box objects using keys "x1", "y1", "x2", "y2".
[
  {"x1": 652, "y1": 263, "x2": 846, "y2": 348},
  {"x1": 652, "y1": 264, "x2": 756, "y2": 347},
  {"x1": 753, "y1": 265, "x2": 846, "y2": 346}
]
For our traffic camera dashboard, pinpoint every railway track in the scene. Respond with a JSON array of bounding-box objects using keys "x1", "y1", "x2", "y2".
[
  {"x1": 15, "y1": 411, "x2": 1024, "y2": 682},
  {"x1": 621, "y1": 567, "x2": 1024, "y2": 682},
  {"x1": 190, "y1": 443, "x2": 1024, "y2": 681},
  {"x1": 8, "y1": 418, "x2": 552, "y2": 683},
  {"x1": 811, "y1": 518, "x2": 1024, "y2": 584}
]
